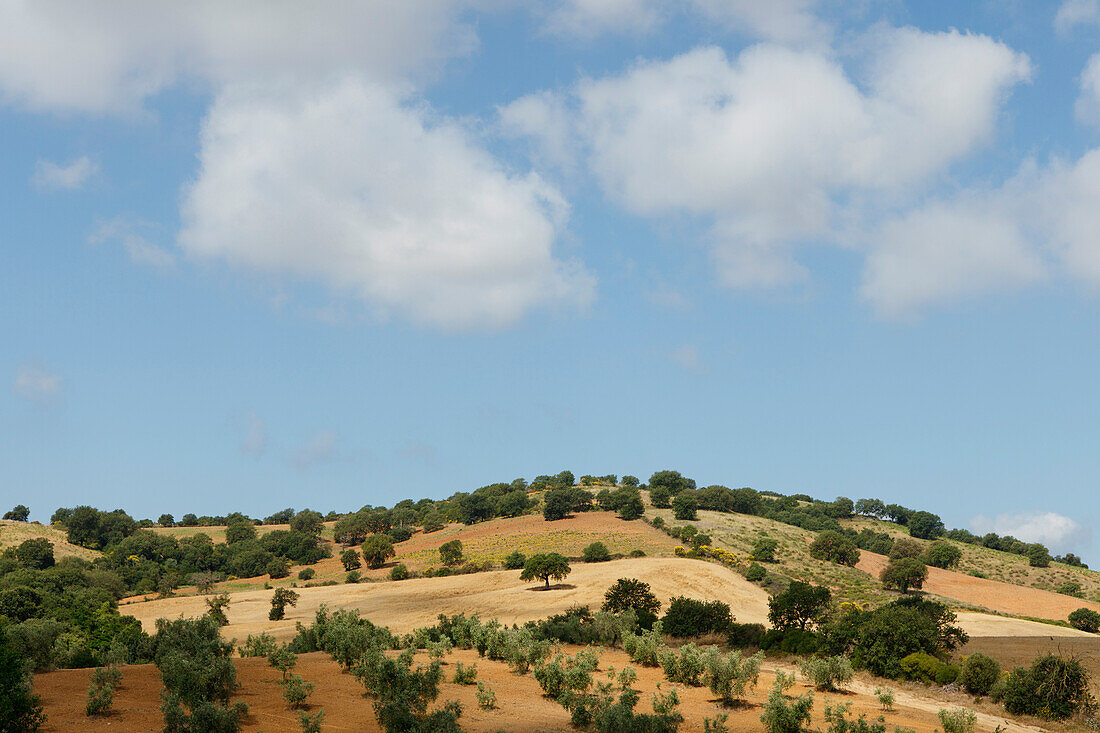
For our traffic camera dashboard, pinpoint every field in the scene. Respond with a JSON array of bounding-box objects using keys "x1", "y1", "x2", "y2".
[
  {"x1": 34, "y1": 647, "x2": 1043, "y2": 733},
  {"x1": 0, "y1": 519, "x2": 99, "y2": 561}
]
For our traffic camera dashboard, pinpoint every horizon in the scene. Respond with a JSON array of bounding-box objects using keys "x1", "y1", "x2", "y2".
[{"x1": 3, "y1": 1, "x2": 1100, "y2": 566}]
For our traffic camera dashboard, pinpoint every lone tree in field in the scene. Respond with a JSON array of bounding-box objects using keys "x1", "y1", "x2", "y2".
[
  {"x1": 439, "y1": 539, "x2": 464, "y2": 566},
  {"x1": 521, "y1": 553, "x2": 571, "y2": 589},
  {"x1": 269, "y1": 588, "x2": 300, "y2": 621},
  {"x1": 340, "y1": 548, "x2": 362, "y2": 571},
  {"x1": 880, "y1": 557, "x2": 928, "y2": 594},
  {"x1": 361, "y1": 535, "x2": 395, "y2": 569}
]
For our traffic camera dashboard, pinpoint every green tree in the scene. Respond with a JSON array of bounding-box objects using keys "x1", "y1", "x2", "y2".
[
  {"x1": 0, "y1": 629, "x2": 45, "y2": 731},
  {"x1": 1027, "y1": 544, "x2": 1053, "y2": 568},
  {"x1": 907, "y1": 511, "x2": 945, "y2": 540},
  {"x1": 888, "y1": 538, "x2": 924, "y2": 560},
  {"x1": 808, "y1": 531, "x2": 860, "y2": 566},
  {"x1": 521, "y1": 553, "x2": 571, "y2": 589},
  {"x1": 340, "y1": 549, "x2": 362, "y2": 571},
  {"x1": 361, "y1": 535, "x2": 395, "y2": 569},
  {"x1": 603, "y1": 578, "x2": 661, "y2": 624},
  {"x1": 616, "y1": 491, "x2": 644, "y2": 520},
  {"x1": 503, "y1": 551, "x2": 526, "y2": 570},
  {"x1": 672, "y1": 492, "x2": 698, "y2": 521},
  {"x1": 751, "y1": 537, "x2": 779, "y2": 563},
  {"x1": 768, "y1": 581, "x2": 832, "y2": 631},
  {"x1": 225, "y1": 520, "x2": 256, "y2": 544},
  {"x1": 924, "y1": 541, "x2": 962, "y2": 569},
  {"x1": 582, "y1": 542, "x2": 611, "y2": 562},
  {"x1": 880, "y1": 558, "x2": 928, "y2": 594},
  {"x1": 13, "y1": 538, "x2": 54, "y2": 569},
  {"x1": 270, "y1": 588, "x2": 300, "y2": 621},
  {"x1": 1068, "y1": 608, "x2": 1100, "y2": 633},
  {"x1": 290, "y1": 509, "x2": 324, "y2": 537},
  {"x1": 3, "y1": 504, "x2": 30, "y2": 521},
  {"x1": 334, "y1": 512, "x2": 371, "y2": 545},
  {"x1": 158, "y1": 513, "x2": 175, "y2": 527},
  {"x1": 205, "y1": 594, "x2": 231, "y2": 627},
  {"x1": 648, "y1": 470, "x2": 695, "y2": 497},
  {"x1": 621, "y1": 475, "x2": 640, "y2": 487},
  {"x1": 458, "y1": 493, "x2": 495, "y2": 525},
  {"x1": 497, "y1": 490, "x2": 532, "y2": 518},
  {"x1": 439, "y1": 540, "x2": 464, "y2": 566}
]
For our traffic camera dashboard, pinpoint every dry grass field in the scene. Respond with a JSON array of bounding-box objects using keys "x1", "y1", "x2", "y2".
[{"x1": 0, "y1": 519, "x2": 99, "y2": 561}]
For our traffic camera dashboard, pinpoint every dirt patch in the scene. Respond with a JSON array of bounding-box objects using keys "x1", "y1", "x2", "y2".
[
  {"x1": 857, "y1": 551, "x2": 1100, "y2": 621},
  {"x1": 35, "y1": 647, "x2": 1038, "y2": 732},
  {"x1": 120, "y1": 556, "x2": 772, "y2": 643}
]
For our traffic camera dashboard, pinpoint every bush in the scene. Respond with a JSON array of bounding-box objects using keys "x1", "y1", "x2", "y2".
[
  {"x1": 889, "y1": 538, "x2": 924, "y2": 560},
  {"x1": 388, "y1": 526, "x2": 412, "y2": 543},
  {"x1": 704, "y1": 648, "x2": 764, "y2": 706},
  {"x1": 452, "y1": 661, "x2": 478, "y2": 685},
  {"x1": 880, "y1": 558, "x2": 928, "y2": 594},
  {"x1": 959, "y1": 653, "x2": 1000, "y2": 695},
  {"x1": 800, "y1": 655, "x2": 853, "y2": 691},
  {"x1": 582, "y1": 542, "x2": 611, "y2": 563},
  {"x1": 361, "y1": 535, "x2": 396, "y2": 569},
  {"x1": 924, "y1": 541, "x2": 962, "y2": 569},
  {"x1": 205, "y1": 593, "x2": 231, "y2": 627},
  {"x1": 354, "y1": 647, "x2": 462, "y2": 732},
  {"x1": 154, "y1": 617, "x2": 245, "y2": 732},
  {"x1": 661, "y1": 596, "x2": 732, "y2": 637},
  {"x1": 937, "y1": 708, "x2": 976, "y2": 733},
  {"x1": 269, "y1": 588, "x2": 300, "y2": 621},
  {"x1": 1068, "y1": 607, "x2": 1100, "y2": 633},
  {"x1": 744, "y1": 563, "x2": 766, "y2": 582},
  {"x1": 1001, "y1": 653, "x2": 1092, "y2": 720},
  {"x1": 277, "y1": 673, "x2": 312, "y2": 710},
  {"x1": 760, "y1": 629, "x2": 820, "y2": 655},
  {"x1": 659, "y1": 642, "x2": 707, "y2": 685},
  {"x1": 297, "y1": 568, "x2": 315, "y2": 581},
  {"x1": 345, "y1": 570, "x2": 361, "y2": 583},
  {"x1": 476, "y1": 681, "x2": 497, "y2": 709},
  {"x1": 86, "y1": 675, "x2": 115, "y2": 716},
  {"x1": 13, "y1": 538, "x2": 54, "y2": 569},
  {"x1": 239, "y1": 633, "x2": 278, "y2": 658},
  {"x1": 603, "y1": 578, "x2": 661, "y2": 629},
  {"x1": 898, "y1": 652, "x2": 946, "y2": 684},
  {"x1": 822, "y1": 702, "x2": 887, "y2": 733},
  {"x1": 727, "y1": 622, "x2": 766, "y2": 649},
  {"x1": 389, "y1": 563, "x2": 410, "y2": 581},
  {"x1": 269, "y1": 645, "x2": 297, "y2": 678},
  {"x1": 768, "y1": 581, "x2": 832, "y2": 631},
  {"x1": 298, "y1": 709, "x2": 324, "y2": 733},
  {"x1": 809, "y1": 531, "x2": 860, "y2": 566},
  {"x1": 503, "y1": 551, "x2": 526, "y2": 570},
  {"x1": 0, "y1": 629, "x2": 45, "y2": 731},
  {"x1": 874, "y1": 687, "x2": 895, "y2": 711},
  {"x1": 671, "y1": 492, "x2": 698, "y2": 520},
  {"x1": 439, "y1": 539, "x2": 463, "y2": 566},
  {"x1": 760, "y1": 678, "x2": 813, "y2": 733},
  {"x1": 752, "y1": 537, "x2": 779, "y2": 562},
  {"x1": 1056, "y1": 581, "x2": 1083, "y2": 598}
]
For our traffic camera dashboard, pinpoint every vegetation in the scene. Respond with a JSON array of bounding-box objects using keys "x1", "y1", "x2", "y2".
[
  {"x1": 361, "y1": 535, "x2": 396, "y2": 569},
  {"x1": 0, "y1": 627, "x2": 45, "y2": 730},
  {"x1": 661, "y1": 596, "x2": 732, "y2": 637},
  {"x1": 354, "y1": 646, "x2": 462, "y2": 732},
  {"x1": 582, "y1": 541, "x2": 611, "y2": 562},
  {"x1": 86, "y1": 665, "x2": 122, "y2": 716},
  {"x1": 1068, "y1": 607, "x2": 1100, "y2": 632},
  {"x1": 520, "y1": 553, "x2": 571, "y2": 589},
  {"x1": 800, "y1": 655, "x2": 853, "y2": 691},
  {"x1": 439, "y1": 539, "x2": 463, "y2": 566},
  {"x1": 768, "y1": 581, "x2": 832, "y2": 631},
  {"x1": 880, "y1": 558, "x2": 928, "y2": 593},
  {"x1": 958, "y1": 653, "x2": 1000, "y2": 696},
  {"x1": 269, "y1": 588, "x2": 300, "y2": 621},
  {"x1": 154, "y1": 617, "x2": 247, "y2": 732},
  {"x1": 603, "y1": 578, "x2": 661, "y2": 628},
  {"x1": 999, "y1": 653, "x2": 1092, "y2": 720},
  {"x1": 809, "y1": 531, "x2": 860, "y2": 566}
]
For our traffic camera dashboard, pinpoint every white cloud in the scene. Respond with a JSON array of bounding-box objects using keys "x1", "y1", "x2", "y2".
[
  {"x1": 0, "y1": 1, "x2": 479, "y2": 114},
  {"x1": 543, "y1": 0, "x2": 665, "y2": 37},
  {"x1": 1076, "y1": 53, "x2": 1100, "y2": 127},
  {"x1": 179, "y1": 80, "x2": 593, "y2": 330},
  {"x1": 292, "y1": 430, "x2": 339, "y2": 471},
  {"x1": 89, "y1": 218, "x2": 176, "y2": 270},
  {"x1": 689, "y1": 0, "x2": 830, "y2": 45},
  {"x1": 498, "y1": 91, "x2": 578, "y2": 172},
  {"x1": 13, "y1": 362, "x2": 63, "y2": 404},
  {"x1": 970, "y1": 511, "x2": 1089, "y2": 552},
  {"x1": 240, "y1": 412, "x2": 267, "y2": 458},
  {"x1": 31, "y1": 156, "x2": 96, "y2": 191},
  {"x1": 509, "y1": 32, "x2": 1028, "y2": 297},
  {"x1": 1055, "y1": 0, "x2": 1100, "y2": 33}
]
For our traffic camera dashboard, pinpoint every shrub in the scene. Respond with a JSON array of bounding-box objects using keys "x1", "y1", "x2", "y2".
[
  {"x1": 269, "y1": 588, "x2": 300, "y2": 621},
  {"x1": 1001, "y1": 653, "x2": 1092, "y2": 720},
  {"x1": 924, "y1": 541, "x2": 962, "y2": 569},
  {"x1": 86, "y1": 676, "x2": 115, "y2": 716},
  {"x1": 880, "y1": 558, "x2": 928, "y2": 594},
  {"x1": 704, "y1": 648, "x2": 764, "y2": 706},
  {"x1": 476, "y1": 681, "x2": 497, "y2": 710},
  {"x1": 452, "y1": 661, "x2": 478, "y2": 685},
  {"x1": 503, "y1": 551, "x2": 526, "y2": 570},
  {"x1": 671, "y1": 492, "x2": 698, "y2": 520},
  {"x1": 745, "y1": 563, "x2": 767, "y2": 582},
  {"x1": 768, "y1": 581, "x2": 832, "y2": 631},
  {"x1": 281, "y1": 674, "x2": 314, "y2": 709},
  {"x1": 1056, "y1": 581, "x2": 1083, "y2": 598},
  {"x1": 361, "y1": 535, "x2": 396, "y2": 569},
  {"x1": 354, "y1": 647, "x2": 462, "y2": 732},
  {"x1": 604, "y1": 578, "x2": 661, "y2": 628},
  {"x1": 298, "y1": 568, "x2": 315, "y2": 581},
  {"x1": 1027, "y1": 544, "x2": 1052, "y2": 568},
  {"x1": 582, "y1": 542, "x2": 611, "y2": 563},
  {"x1": 937, "y1": 708, "x2": 976, "y2": 733},
  {"x1": 298, "y1": 709, "x2": 324, "y2": 733},
  {"x1": 760, "y1": 677, "x2": 813, "y2": 733},
  {"x1": 388, "y1": 526, "x2": 413, "y2": 543},
  {"x1": 822, "y1": 702, "x2": 887, "y2": 733},
  {"x1": 13, "y1": 538, "x2": 54, "y2": 569},
  {"x1": 439, "y1": 540, "x2": 464, "y2": 566},
  {"x1": 345, "y1": 570, "x2": 361, "y2": 583},
  {"x1": 390, "y1": 563, "x2": 410, "y2": 581},
  {"x1": 889, "y1": 538, "x2": 924, "y2": 560},
  {"x1": 623, "y1": 623, "x2": 664, "y2": 667},
  {"x1": 809, "y1": 531, "x2": 860, "y2": 566},
  {"x1": 898, "y1": 652, "x2": 946, "y2": 684},
  {"x1": 521, "y1": 553, "x2": 571, "y2": 589},
  {"x1": 205, "y1": 593, "x2": 231, "y2": 627},
  {"x1": 269, "y1": 645, "x2": 297, "y2": 678},
  {"x1": 658, "y1": 642, "x2": 707, "y2": 686},
  {"x1": 727, "y1": 622, "x2": 766, "y2": 649},
  {"x1": 267, "y1": 558, "x2": 290, "y2": 579},
  {"x1": 959, "y1": 653, "x2": 1000, "y2": 695},
  {"x1": 1068, "y1": 607, "x2": 1100, "y2": 633},
  {"x1": 340, "y1": 549, "x2": 361, "y2": 571},
  {"x1": 154, "y1": 617, "x2": 246, "y2": 732},
  {"x1": 874, "y1": 687, "x2": 895, "y2": 711},
  {"x1": 239, "y1": 633, "x2": 278, "y2": 658},
  {"x1": 0, "y1": 629, "x2": 45, "y2": 731},
  {"x1": 800, "y1": 655, "x2": 853, "y2": 691},
  {"x1": 661, "y1": 596, "x2": 732, "y2": 637},
  {"x1": 760, "y1": 629, "x2": 820, "y2": 655},
  {"x1": 752, "y1": 537, "x2": 779, "y2": 562}
]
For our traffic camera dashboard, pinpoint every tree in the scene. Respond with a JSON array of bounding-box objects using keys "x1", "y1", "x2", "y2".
[
  {"x1": 497, "y1": 490, "x2": 532, "y2": 518},
  {"x1": 504, "y1": 551, "x2": 526, "y2": 570},
  {"x1": 543, "y1": 487, "x2": 591, "y2": 521},
  {"x1": 582, "y1": 542, "x2": 611, "y2": 562},
  {"x1": 205, "y1": 594, "x2": 231, "y2": 626},
  {"x1": 808, "y1": 531, "x2": 860, "y2": 566},
  {"x1": 0, "y1": 628, "x2": 46, "y2": 731},
  {"x1": 458, "y1": 493, "x2": 495, "y2": 525},
  {"x1": 648, "y1": 485, "x2": 672, "y2": 509},
  {"x1": 361, "y1": 535, "x2": 395, "y2": 569},
  {"x1": 225, "y1": 520, "x2": 256, "y2": 544},
  {"x1": 603, "y1": 578, "x2": 661, "y2": 621},
  {"x1": 880, "y1": 558, "x2": 928, "y2": 594},
  {"x1": 855, "y1": 498, "x2": 886, "y2": 518},
  {"x1": 672, "y1": 492, "x2": 698, "y2": 521},
  {"x1": 340, "y1": 549, "x2": 362, "y2": 571},
  {"x1": 1068, "y1": 608, "x2": 1100, "y2": 633},
  {"x1": 648, "y1": 470, "x2": 695, "y2": 497},
  {"x1": 924, "y1": 541, "x2": 962, "y2": 569},
  {"x1": 768, "y1": 581, "x2": 832, "y2": 631},
  {"x1": 752, "y1": 538, "x2": 779, "y2": 563},
  {"x1": 439, "y1": 540, "x2": 464, "y2": 566},
  {"x1": 158, "y1": 513, "x2": 175, "y2": 527},
  {"x1": 616, "y1": 491, "x2": 644, "y2": 520},
  {"x1": 290, "y1": 509, "x2": 324, "y2": 537},
  {"x1": 13, "y1": 538, "x2": 54, "y2": 569},
  {"x1": 269, "y1": 588, "x2": 300, "y2": 621},
  {"x1": 334, "y1": 512, "x2": 371, "y2": 545},
  {"x1": 621, "y1": 476, "x2": 640, "y2": 487},
  {"x1": 363, "y1": 510, "x2": 392, "y2": 535},
  {"x1": 1027, "y1": 543, "x2": 1053, "y2": 568},
  {"x1": 3, "y1": 504, "x2": 30, "y2": 521},
  {"x1": 1001, "y1": 654, "x2": 1091, "y2": 720},
  {"x1": 889, "y1": 538, "x2": 924, "y2": 560},
  {"x1": 907, "y1": 511, "x2": 945, "y2": 540},
  {"x1": 521, "y1": 553, "x2": 571, "y2": 589}
]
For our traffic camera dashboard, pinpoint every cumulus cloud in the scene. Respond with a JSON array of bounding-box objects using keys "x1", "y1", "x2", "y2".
[
  {"x1": 543, "y1": 0, "x2": 666, "y2": 37},
  {"x1": 970, "y1": 511, "x2": 1090, "y2": 552},
  {"x1": 31, "y1": 156, "x2": 96, "y2": 191},
  {"x1": 505, "y1": 31, "x2": 1030, "y2": 306},
  {"x1": 1055, "y1": 0, "x2": 1100, "y2": 33},
  {"x1": 179, "y1": 80, "x2": 593, "y2": 330},
  {"x1": 13, "y1": 362, "x2": 63, "y2": 404},
  {"x1": 89, "y1": 218, "x2": 176, "y2": 270},
  {"x1": 1076, "y1": 53, "x2": 1100, "y2": 127},
  {"x1": 292, "y1": 430, "x2": 339, "y2": 471},
  {"x1": 0, "y1": 1, "x2": 478, "y2": 114}
]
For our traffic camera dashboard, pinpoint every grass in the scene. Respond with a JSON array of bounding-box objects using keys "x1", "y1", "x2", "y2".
[{"x1": 0, "y1": 520, "x2": 100, "y2": 561}]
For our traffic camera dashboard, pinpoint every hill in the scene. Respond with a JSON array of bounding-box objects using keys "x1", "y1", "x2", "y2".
[{"x1": 0, "y1": 519, "x2": 99, "y2": 561}]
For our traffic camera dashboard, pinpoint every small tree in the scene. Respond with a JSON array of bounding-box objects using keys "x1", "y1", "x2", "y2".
[
  {"x1": 889, "y1": 538, "x2": 924, "y2": 560},
  {"x1": 907, "y1": 511, "x2": 945, "y2": 540},
  {"x1": 290, "y1": 509, "x2": 325, "y2": 536},
  {"x1": 158, "y1": 513, "x2": 175, "y2": 527},
  {"x1": 503, "y1": 551, "x2": 526, "y2": 570},
  {"x1": 809, "y1": 531, "x2": 860, "y2": 566},
  {"x1": 704, "y1": 648, "x2": 763, "y2": 707},
  {"x1": 924, "y1": 541, "x2": 962, "y2": 569},
  {"x1": 13, "y1": 538, "x2": 54, "y2": 569},
  {"x1": 280, "y1": 674, "x2": 314, "y2": 710},
  {"x1": 521, "y1": 553, "x2": 571, "y2": 589},
  {"x1": 270, "y1": 588, "x2": 300, "y2": 621},
  {"x1": 1027, "y1": 544, "x2": 1053, "y2": 568},
  {"x1": 225, "y1": 520, "x2": 257, "y2": 544},
  {"x1": 0, "y1": 630, "x2": 45, "y2": 731},
  {"x1": 959, "y1": 653, "x2": 1000, "y2": 695},
  {"x1": 582, "y1": 541, "x2": 611, "y2": 562},
  {"x1": 1068, "y1": 607, "x2": 1100, "y2": 633},
  {"x1": 439, "y1": 539, "x2": 464, "y2": 566},
  {"x1": 603, "y1": 578, "x2": 661, "y2": 619},
  {"x1": 340, "y1": 548, "x2": 362, "y2": 571},
  {"x1": 768, "y1": 581, "x2": 831, "y2": 631},
  {"x1": 751, "y1": 537, "x2": 779, "y2": 563},
  {"x1": 205, "y1": 594, "x2": 231, "y2": 627},
  {"x1": 672, "y1": 492, "x2": 697, "y2": 520},
  {"x1": 3, "y1": 504, "x2": 30, "y2": 521},
  {"x1": 880, "y1": 558, "x2": 928, "y2": 593},
  {"x1": 361, "y1": 535, "x2": 395, "y2": 569},
  {"x1": 800, "y1": 655, "x2": 853, "y2": 691}
]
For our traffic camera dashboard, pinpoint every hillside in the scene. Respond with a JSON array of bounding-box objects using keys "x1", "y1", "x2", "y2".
[{"x1": 0, "y1": 519, "x2": 99, "y2": 561}]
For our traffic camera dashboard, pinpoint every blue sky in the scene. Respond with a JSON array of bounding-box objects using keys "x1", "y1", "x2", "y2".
[{"x1": 2, "y1": 1, "x2": 1100, "y2": 561}]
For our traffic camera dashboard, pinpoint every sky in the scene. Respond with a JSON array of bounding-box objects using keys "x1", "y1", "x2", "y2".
[{"x1": 2, "y1": 1, "x2": 1100, "y2": 561}]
